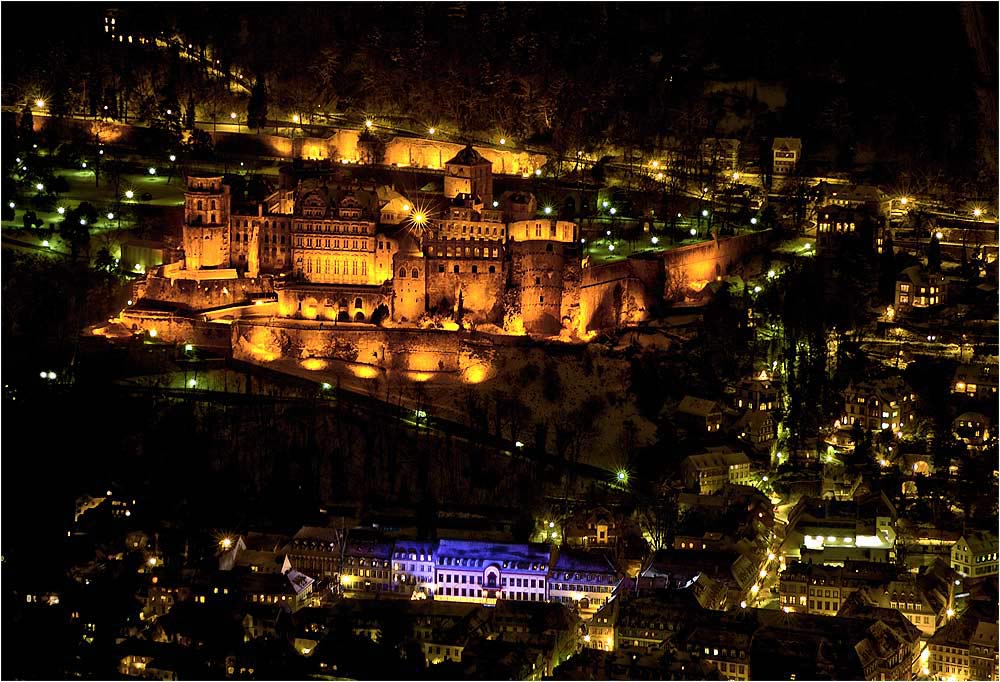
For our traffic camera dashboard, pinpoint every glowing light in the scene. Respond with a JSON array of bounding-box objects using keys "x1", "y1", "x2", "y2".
[
  {"x1": 499, "y1": 137, "x2": 506, "y2": 145},
  {"x1": 463, "y1": 364, "x2": 489, "y2": 384},
  {"x1": 609, "y1": 207, "x2": 617, "y2": 215},
  {"x1": 767, "y1": 552, "x2": 775, "y2": 561},
  {"x1": 364, "y1": 119, "x2": 373, "y2": 129},
  {"x1": 767, "y1": 269, "x2": 776, "y2": 279},
  {"x1": 230, "y1": 112, "x2": 237, "y2": 120},
  {"x1": 81, "y1": 162, "x2": 87, "y2": 168},
  {"x1": 34, "y1": 98, "x2": 45, "y2": 108},
  {"x1": 147, "y1": 557, "x2": 157, "y2": 567},
  {"x1": 35, "y1": 182, "x2": 44, "y2": 191},
  {"x1": 125, "y1": 190, "x2": 134, "y2": 199},
  {"x1": 515, "y1": 441, "x2": 524, "y2": 448},
  {"x1": 79, "y1": 218, "x2": 87, "y2": 225},
  {"x1": 803, "y1": 242, "x2": 811, "y2": 250},
  {"x1": 124, "y1": 510, "x2": 131, "y2": 517},
  {"x1": 428, "y1": 127, "x2": 435, "y2": 135},
  {"x1": 127, "y1": 299, "x2": 133, "y2": 306},
  {"x1": 300, "y1": 358, "x2": 329, "y2": 371},
  {"x1": 753, "y1": 286, "x2": 762, "y2": 293},
  {"x1": 169, "y1": 154, "x2": 176, "y2": 162},
  {"x1": 351, "y1": 365, "x2": 380, "y2": 379},
  {"x1": 651, "y1": 161, "x2": 659, "y2": 168},
  {"x1": 690, "y1": 228, "x2": 697, "y2": 236},
  {"x1": 946, "y1": 608, "x2": 954, "y2": 618},
  {"x1": 580, "y1": 238, "x2": 586, "y2": 244},
  {"x1": 750, "y1": 584, "x2": 759, "y2": 595},
  {"x1": 48, "y1": 371, "x2": 56, "y2": 380},
  {"x1": 583, "y1": 634, "x2": 591, "y2": 643},
  {"x1": 321, "y1": 382, "x2": 332, "y2": 390},
  {"x1": 608, "y1": 244, "x2": 615, "y2": 252},
  {"x1": 732, "y1": 172, "x2": 740, "y2": 181},
  {"x1": 655, "y1": 172, "x2": 664, "y2": 180},
  {"x1": 148, "y1": 167, "x2": 156, "y2": 175},
  {"x1": 973, "y1": 208, "x2": 983, "y2": 218},
  {"x1": 651, "y1": 236, "x2": 659, "y2": 245},
  {"x1": 701, "y1": 209, "x2": 709, "y2": 217},
  {"x1": 602, "y1": 201, "x2": 609, "y2": 209},
  {"x1": 107, "y1": 212, "x2": 114, "y2": 220},
  {"x1": 8, "y1": 201, "x2": 14, "y2": 209},
  {"x1": 535, "y1": 169, "x2": 542, "y2": 176},
  {"x1": 492, "y1": 200, "x2": 499, "y2": 208},
  {"x1": 740, "y1": 601, "x2": 747, "y2": 608},
  {"x1": 411, "y1": 211, "x2": 426, "y2": 224},
  {"x1": 41, "y1": 240, "x2": 49, "y2": 247},
  {"x1": 759, "y1": 569, "x2": 767, "y2": 578},
  {"x1": 188, "y1": 379, "x2": 197, "y2": 388},
  {"x1": 616, "y1": 470, "x2": 628, "y2": 483},
  {"x1": 750, "y1": 217, "x2": 758, "y2": 225},
  {"x1": 543, "y1": 206, "x2": 552, "y2": 215},
  {"x1": 148, "y1": 329, "x2": 158, "y2": 338}
]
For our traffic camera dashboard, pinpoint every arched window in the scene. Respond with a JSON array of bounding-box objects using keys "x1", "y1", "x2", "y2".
[
  {"x1": 339, "y1": 299, "x2": 348, "y2": 308},
  {"x1": 411, "y1": 268, "x2": 419, "y2": 278},
  {"x1": 453, "y1": 265, "x2": 460, "y2": 274},
  {"x1": 354, "y1": 298, "x2": 363, "y2": 309},
  {"x1": 399, "y1": 267, "x2": 406, "y2": 278},
  {"x1": 211, "y1": 200, "x2": 216, "y2": 210},
  {"x1": 197, "y1": 200, "x2": 203, "y2": 210}
]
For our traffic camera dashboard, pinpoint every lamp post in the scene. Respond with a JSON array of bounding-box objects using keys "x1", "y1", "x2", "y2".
[{"x1": 230, "y1": 111, "x2": 239, "y2": 132}]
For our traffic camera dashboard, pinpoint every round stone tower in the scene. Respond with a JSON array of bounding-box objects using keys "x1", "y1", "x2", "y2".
[{"x1": 182, "y1": 176, "x2": 231, "y2": 270}]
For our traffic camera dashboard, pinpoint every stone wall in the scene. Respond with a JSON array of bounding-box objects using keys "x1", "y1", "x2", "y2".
[
  {"x1": 232, "y1": 321, "x2": 496, "y2": 377},
  {"x1": 659, "y1": 229, "x2": 773, "y2": 288},
  {"x1": 137, "y1": 271, "x2": 274, "y2": 310},
  {"x1": 276, "y1": 284, "x2": 390, "y2": 322},
  {"x1": 119, "y1": 310, "x2": 233, "y2": 349},
  {"x1": 511, "y1": 241, "x2": 574, "y2": 336},
  {"x1": 424, "y1": 261, "x2": 506, "y2": 323}
]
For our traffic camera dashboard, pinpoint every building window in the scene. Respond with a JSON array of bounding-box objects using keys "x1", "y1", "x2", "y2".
[
  {"x1": 454, "y1": 265, "x2": 460, "y2": 274},
  {"x1": 399, "y1": 268, "x2": 406, "y2": 278}
]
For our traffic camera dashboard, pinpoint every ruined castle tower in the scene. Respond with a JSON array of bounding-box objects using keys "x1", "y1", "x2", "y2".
[{"x1": 182, "y1": 176, "x2": 232, "y2": 270}]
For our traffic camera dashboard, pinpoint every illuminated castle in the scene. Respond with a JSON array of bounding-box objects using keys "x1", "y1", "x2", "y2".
[{"x1": 176, "y1": 145, "x2": 581, "y2": 334}]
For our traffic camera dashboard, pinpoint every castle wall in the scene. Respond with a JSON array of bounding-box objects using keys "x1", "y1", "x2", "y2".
[
  {"x1": 136, "y1": 273, "x2": 273, "y2": 310},
  {"x1": 119, "y1": 310, "x2": 233, "y2": 349},
  {"x1": 392, "y1": 254, "x2": 427, "y2": 322},
  {"x1": 659, "y1": 229, "x2": 773, "y2": 289},
  {"x1": 424, "y1": 268, "x2": 506, "y2": 323},
  {"x1": 510, "y1": 241, "x2": 574, "y2": 336},
  {"x1": 276, "y1": 285, "x2": 389, "y2": 322},
  {"x1": 232, "y1": 321, "x2": 496, "y2": 378}
]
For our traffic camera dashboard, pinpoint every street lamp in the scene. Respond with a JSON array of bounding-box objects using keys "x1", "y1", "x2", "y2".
[
  {"x1": 148, "y1": 167, "x2": 157, "y2": 175},
  {"x1": 651, "y1": 236, "x2": 659, "y2": 245},
  {"x1": 34, "y1": 98, "x2": 45, "y2": 109},
  {"x1": 364, "y1": 118, "x2": 374, "y2": 129},
  {"x1": 57, "y1": 207, "x2": 65, "y2": 215},
  {"x1": 125, "y1": 190, "x2": 134, "y2": 200},
  {"x1": 427, "y1": 127, "x2": 435, "y2": 135},
  {"x1": 169, "y1": 154, "x2": 176, "y2": 162},
  {"x1": 690, "y1": 228, "x2": 697, "y2": 237},
  {"x1": 609, "y1": 207, "x2": 617, "y2": 215},
  {"x1": 973, "y1": 208, "x2": 983, "y2": 218},
  {"x1": 543, "y1": 206, "x2": 552, "y2": 215}
]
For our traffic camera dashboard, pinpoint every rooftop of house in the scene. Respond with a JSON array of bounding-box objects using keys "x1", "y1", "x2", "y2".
[
  {"x1": 772, "y1": 137, "x2": 802, "y2": 153},
  {"x1": 678, "y1": 396, "x2": 722, "y2": 417},
  {"x1": 683, "y1": 448, "x2": 751, "y2": 471},
  {"x1": 435, "y1": 540, "x2": 550, "y2": 568},
  {"x1": 550, "y1": 549, "x2": 617, "y2": 575}
]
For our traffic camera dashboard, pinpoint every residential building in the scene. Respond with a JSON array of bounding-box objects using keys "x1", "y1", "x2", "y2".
[
  {"x1": 677, "y1": 396, "x2": 724, "y2": 434},
  {"x1": 895, "y1": 265, "x2": 945, "y2": 310},
  {"x1": 928, "y1": 604, "x2": 1000, "y2": 681},
  {"x1": 680, "y1": 447, "x2": 753, "y2": 494},
  {"x1": 952, "y1": 362, "x2": 999, "y2": 397},
  {"x1": 284, "y1": 526, "x2": 341, "y2": 579},
  {"x1": 391, "y1": 540, "x2": 437, "y2": 596},
  {"x1": 778, "y1": 560, "x2": 900, "y2": 616},
  {"x1": 840, "y1": 378, "x2": 916, "y2": 433},
  {"x1": 814, "y1": 183, "x2": 891, "y2": 217},
  {"x1": 771, "y1": 137, "x2": 802, "y2": 176},
  {"x1": 953, "y1": 411, "x2": 992, "y2": 448},
  {"x1": 238, "y1": 569, "x2": 315, "y2": 612},
  {"x1": 701, "y1": 138, "x2": 741, "y2": 174},
  {"x1": 443, "y1": 144, "x2": 494, "y2": 206},
  {"x1": 951, "y1": 531, "x2": 999, "y2": 578},
  {"x1": 546, "y1": 549, "x2": 620, "y2": 619},
  {"x1": 563, "y1": 507, "x2": 619, "y2": 548},
  {"x1": 734, "y1": 410, "x2": 776, "y2": 450},
  {"x1": 734, "y1": 369, "x2": 780, "y2": 413},
  {"x1": 340, "y1": 541, "x2": 395, "y2": 594}
]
